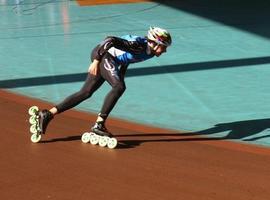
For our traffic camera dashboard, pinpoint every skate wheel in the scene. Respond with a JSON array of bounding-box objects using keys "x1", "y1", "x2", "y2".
[
  {"x1": 30, "y1": 124, "x2": 38, "y2": 133},
  {"x1": 29, "y1": 115, "x2": 38, "y2": 124},
  {"x1": 81, "y1": 132, "x2": 91, "y2": 143},
  {"x1": 107, "y1": 138, "x2": 117, "y2": 149},
  {"x1": 99, "y1": 136, "x2": 109, "y2": 147},
  {"x1": 90, "y1": 133, "x2": 99, "y2": 145},
  {"x1": 28, "y1": 106, "x2": 39, "y2": 115},
  {"x1": 31, "y1": 133, "x2": 41, "y2": 143}
]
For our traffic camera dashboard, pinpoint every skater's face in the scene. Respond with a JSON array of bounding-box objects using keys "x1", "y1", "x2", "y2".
[
  {"x1": 153, "y1": 44, "x2": 167, "y2": 57},
  {"x1": 151, "y1": 44, "x2": 167, "y2": 57}
]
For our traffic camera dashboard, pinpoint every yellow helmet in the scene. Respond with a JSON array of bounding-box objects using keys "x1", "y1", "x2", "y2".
[{"x1": 147, "y1": 26, "x2": 172, "y2": 47}]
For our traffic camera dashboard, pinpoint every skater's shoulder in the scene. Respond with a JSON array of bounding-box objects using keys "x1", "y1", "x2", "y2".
[{"x1": 121, "y1": 35, "x2": 147, "y2": 43}]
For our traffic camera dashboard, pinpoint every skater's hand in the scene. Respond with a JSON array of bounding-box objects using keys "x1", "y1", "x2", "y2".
[{"x1": 88, "y1": 59, "x2": 99, "y2": 76}]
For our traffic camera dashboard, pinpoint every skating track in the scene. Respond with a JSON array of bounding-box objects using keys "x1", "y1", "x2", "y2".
[
  {"x1": 1, "y1": 89, "x2": 270, "y2": 200},
  {"x1": 1, "y1": 0, "x2": 270, "y2": 199}
]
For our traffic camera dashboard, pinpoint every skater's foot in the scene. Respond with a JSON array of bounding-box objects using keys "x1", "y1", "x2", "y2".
[
  {"x1": 91, "y1": 122, "x2": 113, "y2": 137},
  {"x1": 38, "y1": 109, "x2": 54, "y2": 134}
]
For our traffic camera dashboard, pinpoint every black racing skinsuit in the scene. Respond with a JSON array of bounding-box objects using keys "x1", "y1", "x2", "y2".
[{"x1": 55, "y1": 36, "x2": 153, "y2": 121}]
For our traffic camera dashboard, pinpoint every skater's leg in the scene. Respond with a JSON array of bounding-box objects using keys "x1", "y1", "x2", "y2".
[
  {"x1": 99, "y1": 81, "x2": 126, "y2": 120},
  {"x1": 99, "y1": 56, "x2": 126, "y2": 121},
  {"x1": 91, "y1": 81, "x2": 125, "y2": 137},
  {"x1": 48, "y1": 60, "x2": 101, "y2": 115},
  {"x1": 39, "y1": 73, "x2": 104, "y2": 134},
  {"x1": 55, "y1": 73, "x2": 104, "y2": 114},
  {"x1": 92, "y1": 55, "x2": 126, "y2": 135}
]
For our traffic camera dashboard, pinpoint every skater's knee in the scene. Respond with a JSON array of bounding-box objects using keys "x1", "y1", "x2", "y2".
[{"x1": 112, "y1": 83, "x2": 126, "y2": 95}]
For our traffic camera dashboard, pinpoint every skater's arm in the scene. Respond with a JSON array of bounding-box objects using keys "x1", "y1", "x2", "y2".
[
  {"x1": 88, "y1": 59, "x2": 100, "y2": 75},
  {"x1": 94, "y1": 36, "x2": 145, "y2": 60}
]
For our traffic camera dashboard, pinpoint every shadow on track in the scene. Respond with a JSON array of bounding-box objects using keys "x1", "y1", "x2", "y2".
[{"x1": 38, "y1": 118, "x2": 270, "y2": 148}]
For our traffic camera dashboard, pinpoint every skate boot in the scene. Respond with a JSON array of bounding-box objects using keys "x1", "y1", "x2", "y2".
[
  {"x1": 81, "y1": 122, "x2": 117, "y2": 149},
  {"x1": 38, "y1": 109, "x2": 54, "y2": 134},
  {"x1": 28, "y1": 106, "x2": 53, "y2": 143},
  {"x1": 91, "y1": 122, "x2": 113, "y2": 137}
]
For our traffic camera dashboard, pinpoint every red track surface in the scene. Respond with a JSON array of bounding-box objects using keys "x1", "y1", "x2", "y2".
[{"x1": 1, "y1": 89, "x2": 270, "y2": 200}]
